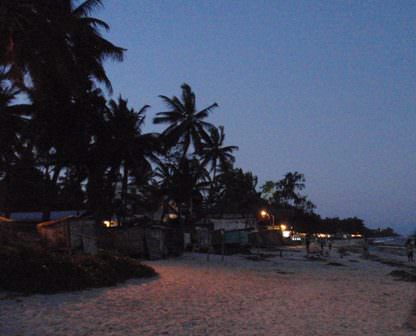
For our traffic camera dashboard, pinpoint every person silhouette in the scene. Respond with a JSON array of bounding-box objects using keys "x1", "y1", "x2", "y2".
[
  {"x1": 305, "y1": 236, "x2": 311, "y2": 255},
  {"x1": 405, "y1": 239, "x2": 414, "y2": 262}
]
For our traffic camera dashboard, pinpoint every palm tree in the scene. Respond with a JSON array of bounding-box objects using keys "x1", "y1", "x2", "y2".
[
  {"x1": 154, "y1": 83, "x2": 217, "y2": 160},
  {"x1": 154, "y1": 156, "x2": 210, "y2": 222},
  {"x1": 0, "y1": 0, "x2": 124, "y2": 93},
  {"x1": 0, "y1": 79, "x2": 22, "y2": 172},
  {"x1": 0, "y1": 72, "x2": 32, "y2": 213},
  {"x1": 199, "y1": 126, "x2": 238, "y2": 210},
  {"x1": 107, "y1": 96, "x2": 159, "y2": 218},
  {"x1": 200, "y1": 125, "x2": 238, "y2": 182}
]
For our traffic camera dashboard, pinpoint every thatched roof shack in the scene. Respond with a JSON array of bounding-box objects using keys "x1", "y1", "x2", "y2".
[
  {"x1": 0, "y1": 216, "x2": 41, "y2": 245},
  {"x1": 0, "y1": 216, "x2": 14, "y2": 243},
  {"x1": 37, "y1": 216, "x2": 97, "y2": 255}
]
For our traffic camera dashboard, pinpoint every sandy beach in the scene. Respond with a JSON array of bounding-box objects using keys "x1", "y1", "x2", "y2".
[{"x1": 0, "y1": 242, "x2": 415, "y2": 336}]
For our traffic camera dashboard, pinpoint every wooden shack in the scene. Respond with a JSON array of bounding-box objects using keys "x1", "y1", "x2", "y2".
[
  {"x1": 144, "y1": 225, "x2": 168, "y2": 260},
  {"x1": 37, "y1": 217, "x2": 97, "y2": 254}
]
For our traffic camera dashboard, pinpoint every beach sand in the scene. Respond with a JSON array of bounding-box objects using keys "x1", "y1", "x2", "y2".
[{"x1": 0, "y1": 242, "x2": 415, "y2": 335}]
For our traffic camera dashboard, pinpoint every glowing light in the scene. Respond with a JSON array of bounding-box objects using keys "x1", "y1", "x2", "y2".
[
  {"x1": 168, "y1": 213, "x2": 178, "y2": 220},
  {"x1": 103, "y1": 220, "x2": 118, "y2": 228},
  {"x1": 317, "y1": 233, "x2": 330, "y2": 238},
  {"x1": 282, "y1": 230, "x2": 291, "y2": 238},
  {"x1": 260, "y1": 210, "x2": 268, "y2": 217},
  {"x1": 280, "y1": 224, "x2": 287, "y2": 231}
]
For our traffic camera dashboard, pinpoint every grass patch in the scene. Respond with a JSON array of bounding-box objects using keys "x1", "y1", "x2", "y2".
[{"x1": 0, "y1": 243, "x2": 157, "y2": 294}]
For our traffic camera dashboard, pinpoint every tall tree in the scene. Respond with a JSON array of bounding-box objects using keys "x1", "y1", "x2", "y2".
[
  {"x1": 107, "y1": 96, "x2": 158, "y2": 218},
  {"x1": 154, "y1": 83, "x2": 217, "y2": 160},
  {"x1": 0, "y1": 0, "x2": 124, "y2": 93},
  {"x1": 0, "y1": 1, "x2": 125, "y2": 220},
  {"x1": 200, "y1": 125, "x2": 238, "y2": 181},
  {"x1": 261, "y1": 172, "x2": 315, "y2": 213},
  {"x1": 154, "y1": 155, "x2": 210, "y2": 222},
  {"x1": 0, "y1": 71, "x2": 32, "y2": 213},
  {"x1": 213, "y1": 168, "x2": 261, "y2": 216},
  {"x1": 199, "y1": 125, "x2": 238, "y2": 209}
]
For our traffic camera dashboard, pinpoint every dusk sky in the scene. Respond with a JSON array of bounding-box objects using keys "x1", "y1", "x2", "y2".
[{"x1": 99, "y1": 1, "x2": 416, "y2": 234}]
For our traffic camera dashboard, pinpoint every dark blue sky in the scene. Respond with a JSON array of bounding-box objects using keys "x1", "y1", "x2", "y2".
[{"x1": 99, "y1": 1, "x2": 416, "y2": 234}]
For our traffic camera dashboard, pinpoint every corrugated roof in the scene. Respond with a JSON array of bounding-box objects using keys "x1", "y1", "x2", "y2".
[
  {"x1": 0, "y1": 210, "x2": 86, "y2": 222},
  {"x1": 37, "y1": 216, "x2": 75, "y2": 229}
]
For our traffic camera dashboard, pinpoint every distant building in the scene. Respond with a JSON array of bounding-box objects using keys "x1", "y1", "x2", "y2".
[{"x1": 0, "y1": 210, "x2": 86, "y2": 223}]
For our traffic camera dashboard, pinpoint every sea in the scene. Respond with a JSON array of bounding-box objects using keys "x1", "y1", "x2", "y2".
[{"x1": 370, "y1": 235, "x2": 410, "y2": 246}]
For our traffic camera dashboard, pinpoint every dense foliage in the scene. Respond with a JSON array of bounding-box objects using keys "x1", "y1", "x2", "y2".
[{"x1": 0, "y1": 243, "x2": 156, "y2": 293}]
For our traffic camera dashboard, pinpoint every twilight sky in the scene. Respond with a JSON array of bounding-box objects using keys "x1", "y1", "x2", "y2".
[{"x1": 98, "y1": 0, "x2": 416, "y2": 234}]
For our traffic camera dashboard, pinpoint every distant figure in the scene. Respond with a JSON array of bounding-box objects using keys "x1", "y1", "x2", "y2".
[
  {"x1": 328, "y1": 240, "x2": 333, "y2": 255},
  {"x1": 320, "y1": 239, "x2": 325, "y2": 255},
  {"x1": 405, "y1": 239, "x2": 414, "y2": 262},
  {"x1": 362, "y1": 238, "x2": 369, "y2": 258},
  {"x1": 305, "y1": 236, "x2": 311, "y2": 255}
]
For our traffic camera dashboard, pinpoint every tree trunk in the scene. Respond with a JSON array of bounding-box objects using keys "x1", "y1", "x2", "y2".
[
  {"x1": 1, "y1": 169, "x2": 11, "y2": 217},
  {"x1": 87, "y1": 164, "x2": 105, "y2": 223},
  {"x1": 121, "y1": 163, "x2": 128, "y2": 222}
]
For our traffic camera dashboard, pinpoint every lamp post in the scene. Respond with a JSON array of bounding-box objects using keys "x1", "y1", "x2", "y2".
[{"x1": 260, "y1": 209, "x2": 275, "y2": 226}]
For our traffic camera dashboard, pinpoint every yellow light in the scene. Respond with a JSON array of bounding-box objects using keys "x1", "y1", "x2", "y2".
[
  {"x1": 280, "y1": 224, "x2": 287, "y2": 231},
  {"x1": 260, "y1": 210, "x2": 268, "y2": 217},
  {"x1": 103, "y1": 220, "x2": 118, "y2": 228},
  {"x1": 282, "y1": 230, "x2": 291, "y2": 238},
  {"x1": 168, "y1": 213, "x2": 178, "y2": 220}
]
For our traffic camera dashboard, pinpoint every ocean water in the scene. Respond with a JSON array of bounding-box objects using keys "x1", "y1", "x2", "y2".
[{"x1": 371, "y1": 236, "x2": 409, "y2": 246}]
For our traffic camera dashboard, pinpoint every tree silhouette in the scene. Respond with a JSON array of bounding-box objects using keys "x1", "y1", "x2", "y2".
[{"x1": 154, "y1": 83, "x2": 217, "y2": 160}]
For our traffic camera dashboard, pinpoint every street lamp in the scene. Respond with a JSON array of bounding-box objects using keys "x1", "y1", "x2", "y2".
[{"x1": 260, "y1": 209, "x2": 275, "y2": 226}]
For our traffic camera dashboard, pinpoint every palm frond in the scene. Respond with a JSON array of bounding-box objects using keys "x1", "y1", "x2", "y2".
[
  {"x1": 195, "y1": 102, "x2": 218, "y2": 118},
  {"x1": 73, "y1": 0, "x2": 104, "y2": 17}
]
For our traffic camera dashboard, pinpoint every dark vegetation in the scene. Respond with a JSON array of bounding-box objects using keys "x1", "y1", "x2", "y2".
[{"x1": 0, "y1": 242, "x2": 156, "y2": 294}]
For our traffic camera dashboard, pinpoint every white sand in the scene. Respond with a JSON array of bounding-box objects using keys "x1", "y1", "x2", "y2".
[{"x1": 0, "y1": 244, "x2": 415, "y2": 336}]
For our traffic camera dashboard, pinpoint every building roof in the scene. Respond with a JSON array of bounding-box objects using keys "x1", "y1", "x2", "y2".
[
  {"x1": 0, "y1": 210, "x2": 86, "y2": 222},
  {"x1": 0, "y1": 216, "x2": 12, "y2": 223},
  {"x1": 37, "y1": 216, "x2": 77, "y2": 229}
]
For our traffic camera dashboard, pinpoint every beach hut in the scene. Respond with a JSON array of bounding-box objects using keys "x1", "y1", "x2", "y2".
[
  {"x1": 144, "y1": 225, "x2": 168, "y2": 260},
  {"x1": 37, "y1": 216, "x2": 97, "y2": 254}
]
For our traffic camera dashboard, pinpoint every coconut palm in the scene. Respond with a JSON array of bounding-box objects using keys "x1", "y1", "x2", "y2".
[
  {"x1": 200, "y1": 125, "x2": 238, "y2": 181},
  {"x1": 154, "y1": 83, "x2": 217, "y2": 160},
  {"x1": 107, "y1": 96, "x2": 159, "y2": 217},
  {"x1": 0, "y1": 0, "x2": 124, "y2": 92},
  {"x1": 154, "y1": 156, "x2": 210, "y2": 221},
  {"x1": 0, "y1": 72, "x2": 32, "y2": 213},
  {"x1": 0, "y1": 72, "x2": 31, "y2": 174}
]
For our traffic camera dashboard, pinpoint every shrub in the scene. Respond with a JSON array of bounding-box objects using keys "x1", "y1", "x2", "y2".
[{"x1": 0, "y1": 243, "x2": 156, "y2": 294}]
